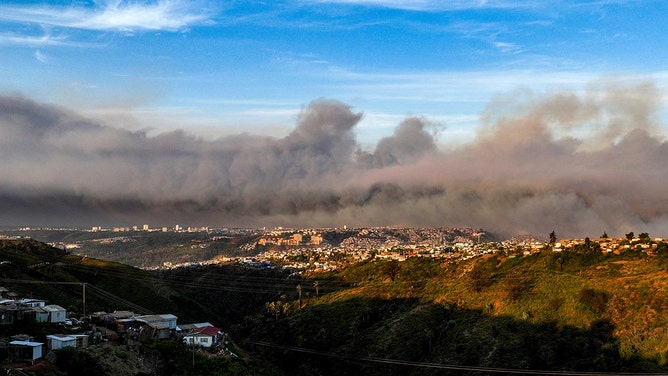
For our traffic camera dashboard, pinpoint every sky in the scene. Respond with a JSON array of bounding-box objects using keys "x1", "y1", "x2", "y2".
[{"x1": 1, "y1": 0, "x2": 668, "y2": 238}]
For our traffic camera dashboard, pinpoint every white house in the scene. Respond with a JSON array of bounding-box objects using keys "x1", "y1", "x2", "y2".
[
  {"x1": 178, "y1": 322, "x2": 214, "y2": 332},
  {"x1": 46, "y1": 334, "x2": 76, "y2": 350},
  {"x1": 40, "y1": 305, "x2": 67, "y2": 324},
  {"x1": 183, "y1": 326, "x2": 221, "y2": 348},
  {"x1": 9, "y1": 340, "x2": 43, "y2": 364}
]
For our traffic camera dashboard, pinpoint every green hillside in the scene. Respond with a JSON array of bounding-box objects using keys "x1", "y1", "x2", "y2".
[
  {"x1": 0, "y1": 238, "x2": 218, "y2": 324},
  {"x1": 241, "y1": 250, "x2": 668, "y2": 375}
]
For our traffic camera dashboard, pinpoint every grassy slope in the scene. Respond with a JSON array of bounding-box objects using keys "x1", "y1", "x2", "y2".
[
  {"x1": 0, "y1": 239, "x2": 219, "y2": 324},
  {"x1": 246, "y1": 251, "x2": 668, "y2": 375}
]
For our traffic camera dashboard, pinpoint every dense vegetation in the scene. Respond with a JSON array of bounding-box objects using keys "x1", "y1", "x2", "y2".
[
  {"x1": 1, "y1": 238, "x2": 668, "y2": 375},
  {"x1": 238, "y1": 250, "x2": 668, "y2": 375}
]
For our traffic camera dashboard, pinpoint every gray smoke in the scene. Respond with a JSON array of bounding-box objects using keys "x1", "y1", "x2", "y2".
[{"x1": 1, "y1": 80, "x2": 667, "y2": 238}]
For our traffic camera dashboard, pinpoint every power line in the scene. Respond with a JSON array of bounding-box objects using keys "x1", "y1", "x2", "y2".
[
  {"x1": 0, "y1": 278, "x2": 153, "y2": 314},
  {"x1": 249, "y1": 341, "x2": 668, "y2": 376}
]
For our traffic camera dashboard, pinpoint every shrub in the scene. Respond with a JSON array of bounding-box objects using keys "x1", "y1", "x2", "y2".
[
  {"x1": 54, "y1": 347, "x2": 105, "y2": 376},
  {"x1": 580, "y1": 288, "x2": 609, "y2": 314}
]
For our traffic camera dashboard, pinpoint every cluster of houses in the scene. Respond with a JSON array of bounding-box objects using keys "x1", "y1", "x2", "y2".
[{"x1": 0, "y1": 288, "x2": 228, "y2": 365}]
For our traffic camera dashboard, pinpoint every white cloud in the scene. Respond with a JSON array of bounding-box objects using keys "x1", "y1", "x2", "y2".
[
  {"x1": 0, "y1": 32, "x2": 79, "y2": 47},
  {"x1": 34, "y1": 50, "x2": 48, "y2": 63},
  {"x1": 0, "y1": 0, "x2": 214, "y2": 32},
  {"x1": 308, "y1": 0, "x2": 538, "y2": 11}
]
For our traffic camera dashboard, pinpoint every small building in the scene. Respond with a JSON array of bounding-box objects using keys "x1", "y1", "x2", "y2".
[
  {"x1": 38, "y1": 305, "x2": 67, "y2": 324},
  {"x1": 0, "y1": 306, "x2": 16, "y2": 325},
  {"x1": 8, "y1": 340, "x2": 43, "y2": 364},
  {"x1": 183, "y1": 326, "x2": 221, "y2": 348},
  {"x1": 72, "y1": 334, "x2": 90, "y2": 348},
  {"x1": 19, "y1": 298, "x2": 46, "y2": 308},
  {"x1": 121, "y1": 314, "x2": 178, "y2": 341},
  {"x1": 33, "y1": 307, "x2": 50, "y2": 323},
  {"x1": 177, "y1": 322, "x2": 214, "y2": 333},
  {"x1": 46, "y1": 334, "x2": 76, "y2": 350},
  {"x1": 111, "y1": 310, "x2": 135, "y2": 320},
  {"x1": 137, "y1": 314, "x2": 177, "y2": 330}
]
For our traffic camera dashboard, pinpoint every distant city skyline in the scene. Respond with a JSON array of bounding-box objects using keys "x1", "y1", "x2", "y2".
[{"x1": 2, "y1": 1, "x2": 668, "y2": 237}]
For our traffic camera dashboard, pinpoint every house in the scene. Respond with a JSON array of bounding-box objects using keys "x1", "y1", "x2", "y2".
[
  {"x1": 111, "y1": 310, "x2": 135, "y2": 320},
  {"x1": 137, "y1": 314, "x2": 177, "y2": 329},
  {"x1": 0, "y1": 306, "x2": 15, "y2": 325},
  {"x1": 177, "y1": 322, "x2": 214, "y2": 333},
  {"x1": 33, "y1": 307, "x2": 49, "y2": 323},
  {"x1": 183, "y1": 326, "x2": 221, "y2": 348},
  {"x1": 46, "y1": 334, "x2": 76, "y2": 350},
  {"x1": 37, "y1": 305, "x2": 67, "y2": 324},
  {"x1": 8, "y1": 340, "x2": 43, "y2": 364},
  {"x1": 72, "y1": 334, "x2": 89, "y2": 348},
  {"x1": 116, "y1": 314, "x2": 178, "y2": 341},
  {"x1": 19, "y1": 298, "x2": 46, "y2": 308}
]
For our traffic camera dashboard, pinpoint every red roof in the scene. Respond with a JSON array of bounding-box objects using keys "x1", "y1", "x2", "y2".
[{"x1": 192, "y1": 326, "x2": 220, "y2": 337}]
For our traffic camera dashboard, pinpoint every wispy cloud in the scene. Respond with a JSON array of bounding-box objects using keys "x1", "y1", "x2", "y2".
[
  {"x1": 0, "y1": 32, "x2": 80, "y2": 47},
  {"x1": 34, "y1": 50, "x2": 48, "y2": 63},
  {"x1": 308, "y1": 0, "x2": 539, "y2": 11},
  {"x1": 308, "y1": 0, "x2": 638, "y2": 11},
  {"x1": 0, "y1": 0, "x2": 214, "y2": 32}
]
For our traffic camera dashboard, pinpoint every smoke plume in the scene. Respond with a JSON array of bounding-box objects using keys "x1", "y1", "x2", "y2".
[{"x1": 1, "y1": 80, "x2": 667, "y2": 238}]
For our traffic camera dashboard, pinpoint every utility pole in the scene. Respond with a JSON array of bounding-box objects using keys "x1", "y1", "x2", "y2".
[
  {"x1": 82, "y1": 283, "x2": 86, "y2": 319},
  {"x1": 191, "y1": 337, "x2": 195, "y2": 367}
]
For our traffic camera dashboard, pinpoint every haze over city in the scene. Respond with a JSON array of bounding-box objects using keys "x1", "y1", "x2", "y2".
[{"x1": 1, "y1": 0, "x2": 668, "y2": 238}]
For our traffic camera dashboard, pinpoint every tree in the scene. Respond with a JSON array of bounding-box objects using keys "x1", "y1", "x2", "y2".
[
  {"x1": 296, "y1": 284, "x2": 302, "y2": 309},
  {"x1": 556, "y1": 256, "x2": 565, "y2": 271},
  {"x1": 625, "y1": 232, "x2": 634, "y2": 241},
  {"x1": 601, "y1": 232, "x2": 608, "y2": 239},
  {"x1": 549, "y1": 231, "x2": 557, "y2": 246},
  {"x1": 469, "y1": 262, "x2": 493, "y2": 292},
  {"x1": 266, "y1": 301, "x2": 280, "y2": 323},
  {"x1": 385, "y1": 260, "x2": 401, "y2": 281}
]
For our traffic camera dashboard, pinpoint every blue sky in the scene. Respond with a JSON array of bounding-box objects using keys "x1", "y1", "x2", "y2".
[
  {"x1": 0, "y1": 0, "x2": 668, "y2": 147},
  {"x1": 1, "y1": 0, "x2": 667, "y2": 146}
]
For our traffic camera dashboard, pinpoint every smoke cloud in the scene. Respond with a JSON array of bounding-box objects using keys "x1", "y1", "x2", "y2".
[{"x1": 1, "y1": 80, "x2": 667, "y2": 238}]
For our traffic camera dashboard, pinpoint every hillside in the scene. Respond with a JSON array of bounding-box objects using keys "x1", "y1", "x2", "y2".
[
  {"x1": 239, "y1": 249, "x2": 668, "y2": 375},
  {"x1": 0, "y1": 228, "x2": 263, "y2": 268},
  {"x1": 2, "y1": 237, "x2": 668, "y2": 375},
  {"x1": 0, "y1": 238, "x2": 217, "y2": 324},
  {"x1": 0, "y1": 238, "x2": 277, "y2": 375},
  {"x1": 0, "y1": 227, "x2": 492, "y2": 268}
]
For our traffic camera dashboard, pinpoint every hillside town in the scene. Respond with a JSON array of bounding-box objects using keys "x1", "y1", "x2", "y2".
[
  {"x1": 0, "y1": 286, "x2": 231, "y2": 367},
  {"x1": 113, "y1": 227, "x2": 666, "y2": 273},
  {"x1": 4, "y1": 226, "x2": 665, "y2": 274},
  {"x1": 243, "y1": 229, "x2": 666, "y2": 273}
]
